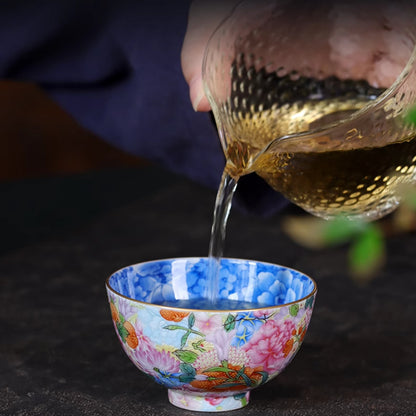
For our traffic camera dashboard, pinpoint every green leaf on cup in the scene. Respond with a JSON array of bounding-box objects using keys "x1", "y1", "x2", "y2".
[
  {"x1": 174, "y1": 350, "x2": 198, "y2": 364},
  {"x1": 305, "y1": 295, "x2": 314, "y2": 309},
  {"x1": 258, "y1": 371, "x2": 269, "y2": 385},
  {"x1": 192, "y1": 339, "x2": 206, "y2": 352},
  {"x1": 180, "y1": 332, "x2": 190, "y2": 348},
  {"x1": 116, "y1": 321, "x2": 129, "y2": 343},
  {"x1": 163, "y1": 325, "x2": 185, "y2": 331},
  {"x1": 224, "y1": 313, "x2": 236, "y2": 331},
  {"x1": 289, "y1": 304, "x2": 299, "y2": 317},
  {"x1": 179, "y1": 362, "x2": 196, "y2": 377},
  {"x1": 188, "y1": 313, "x2": 195, "y2": 328}
]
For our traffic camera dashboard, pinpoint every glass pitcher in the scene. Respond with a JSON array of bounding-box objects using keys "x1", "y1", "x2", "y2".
[{"x1": 203, "y1": 0, "x2": 416, "y2": 221}]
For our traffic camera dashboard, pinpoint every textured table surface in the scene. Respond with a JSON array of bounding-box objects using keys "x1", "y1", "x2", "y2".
[{"x1": 1, "y1": 166, "x2": 415, "y2": 416}]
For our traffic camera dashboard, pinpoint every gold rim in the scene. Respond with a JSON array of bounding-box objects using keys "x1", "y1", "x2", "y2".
[{"x1": 105, "y1": 257, "x2": 318, "y2": 313}]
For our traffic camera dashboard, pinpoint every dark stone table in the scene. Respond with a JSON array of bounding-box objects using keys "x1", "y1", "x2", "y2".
[{"x1": 1, "y1": 166, "x2": 415, "y2": 416}]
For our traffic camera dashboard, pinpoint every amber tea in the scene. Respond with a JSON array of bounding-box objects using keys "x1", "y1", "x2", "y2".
[{"x1": 223, "y1": 91, "x2": 416, "y2": 221}]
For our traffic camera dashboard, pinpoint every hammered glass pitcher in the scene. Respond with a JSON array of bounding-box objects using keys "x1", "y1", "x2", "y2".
[{"x1": 203, "y1": 0, "x2": 416, "y2": 221}]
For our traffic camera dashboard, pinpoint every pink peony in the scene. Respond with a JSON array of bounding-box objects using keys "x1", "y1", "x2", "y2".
[
  {"x1": 243, "y1": 319, "x2": 295, "y2": 374},
  {"x1": 132, "y1": 344, "x2": 180, "y2": 377},
  {"x1": 129, "y1": 319, "x2": 153, "y2": 353},
  {"x1": 205, "y1": 397, "x2": 224, "y2": 406},
  {"x1": 195, "y1": 313, "x2": 223, "y2": 334},
  {"x1": 253, "y1": 309, "x2": 274, "y2": 319},
  {"x1": 117, "y1": 300, "x2": 138, "y2": 321},
  {"x1": 205, "y1": 327, "x2": 236, "y2": 362}
]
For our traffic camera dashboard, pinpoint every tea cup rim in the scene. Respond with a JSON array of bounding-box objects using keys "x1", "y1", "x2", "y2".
[{"x1": 105, "y1": 256, "x2": 317, "y2": 313}]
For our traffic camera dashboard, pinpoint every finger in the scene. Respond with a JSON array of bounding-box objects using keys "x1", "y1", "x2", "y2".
[{"x1": 181, "y1": 0, "x2": 239, "y2": 112}]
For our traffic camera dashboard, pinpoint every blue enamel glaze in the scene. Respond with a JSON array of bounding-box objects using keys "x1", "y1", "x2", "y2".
[{"x1": 108, "y1": 258, "x2": 315, "y2": 308}]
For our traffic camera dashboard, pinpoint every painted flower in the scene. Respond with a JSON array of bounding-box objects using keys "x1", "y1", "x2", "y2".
[
  {"x1": 122, "y1": 321, "x2": 139, "y2": 349},
  {"x1": 205, "y1": 397, "x2": 224, "y2": 406},
  {"x1": 194, "y1": 315, "x2": 250, "y2": 365},
  {"x1": 253, "y1": 309, "x2": 275, "y2": 319},
  {"x1": 218, "y1": 270, "x2": 238, "y2": 298},
  {"x1": 282, "y1": 325, "x2": 308, "y2": 358},
  {"x1": 160, "y1": 309, "x2": 190, "y2": 322},
  {"x1": 110, "y1": 299, "x2": 144, "y2": 349},
  {"x1": 205, "y1": 326, "x2": 236, "y2": 361},
  {"x1": 112, "y1": 312, "x2": 139, "y2": 349},
  {"x1": 117, "y1": 300, "x2": 138, "y2": 321},
  {"x1": 144, "y1": 277, "x2": 175, "y2": 303},
  {"x1": 154, "y1": 368, "x2": 184, "y2": 388},
  {"x1": 110, "y1": 298, "x2": 137, "y2": 323},
  {"x1": 169, "y1": 391, "x2": 193, "y2": 408},
  {"x1": 282, "y1": 337, "x2": 294, "y2": 358},
  {"x1": 297, "y1": 325, "x2": 307, "y2": 343},
  {"x1": 110, "y1": 302, "x2": 119, "y2": 322},
  {"x1": 231, "y1": 312, "x2": 266, "y2": 347},
  {"x1": 190, "y1": 362, "x2": 265, "y2": 391},
  {"x1": 114, "y1": 313, "x2": 153, "y2": 352},
  {"x1": 134, "y1": 262, "x2": 175, "y2": 303},
  {"x1": 193, "y1": 349, "x2": 220, "y2": 372},
  {"x1": 186, "y1": 260, "x2": 208, "y2": 297},
  {"x1": 194, "y1": 313, "x2": 223, "y2": 334},
  {"x1": 227, "y1": 346, "x2": 250, "y2": 368},
  {"x1": 134, "y1": 325, "x2": 153, "y2": 353},
  {"x1": 132, "y1": 345, "x2": 182, "y2": 387},
  {"x1": 191, "y1": 337, "x2": 256, "y2": 392},
  {"x1": 243, "y1": 319, "x2": 296, "y2": 374}
]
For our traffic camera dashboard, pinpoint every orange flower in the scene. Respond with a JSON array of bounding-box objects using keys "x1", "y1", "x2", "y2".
[
  {"x1": 123, "y1": 321, "x2": 139, "y2": 349},
  {"x1": 298, "y1": 326, "x2": 307, "y2": 343},
  {"x1": 190, "y1": 364, "x2": 264, "y2": 391},
  {"x1": 110, "y1": 303, "x2": 119, "y2": 322},
  {"x1": 283, "y1": 338, "x2": 294, "y2": 357},
  {"x1": 190, "y1": 375, "x2": 224, "y2": 391},
  {"x1": 160, "y1": 309, "x2": 190, "y2": 322}
]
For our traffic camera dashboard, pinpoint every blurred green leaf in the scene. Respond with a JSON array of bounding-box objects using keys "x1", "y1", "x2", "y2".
[
  {"x1": 349, "y1": 224, "x2": 384, "y2": 280},
  {"x1": 405, "y1": 105, "x2": 416, "y2": 126},
  {"x1": 322, "y1": 216, "x2": 365, "y2": 245},
  {"x1": 404, "y1": 188, "x2": 416, "y2": 210}
]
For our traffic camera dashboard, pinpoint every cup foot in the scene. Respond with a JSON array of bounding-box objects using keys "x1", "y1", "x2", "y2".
[{"x1": 168, "y1": 390, "x2": 250, "y2": 412}]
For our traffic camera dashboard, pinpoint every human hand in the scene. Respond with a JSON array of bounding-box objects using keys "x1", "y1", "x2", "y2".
[
  {"x1": 181, "y1": 0, "x2": 414, "y2": 112},
  {"x1": 181, "y1": 0, "x2": 240, "y2": 112}
]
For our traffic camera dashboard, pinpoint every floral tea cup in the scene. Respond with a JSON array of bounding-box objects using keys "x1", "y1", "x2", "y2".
[{"x1": 105, "y1": 257, "x2": 317, "y2": 412}]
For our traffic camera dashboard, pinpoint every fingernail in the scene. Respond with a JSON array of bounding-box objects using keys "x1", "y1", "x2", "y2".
[{"x1": 192, "y1": 90, "x2": 205, "y2": 112}]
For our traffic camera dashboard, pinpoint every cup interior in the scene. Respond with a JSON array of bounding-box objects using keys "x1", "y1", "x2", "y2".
[{"x1": 107, "y1": 258, "x2": 316, "y2": 310}]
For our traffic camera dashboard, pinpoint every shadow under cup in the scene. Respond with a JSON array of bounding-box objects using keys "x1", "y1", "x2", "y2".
[{"x1": 106, "y1": 258, "x2": 317, "y2": 412}]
